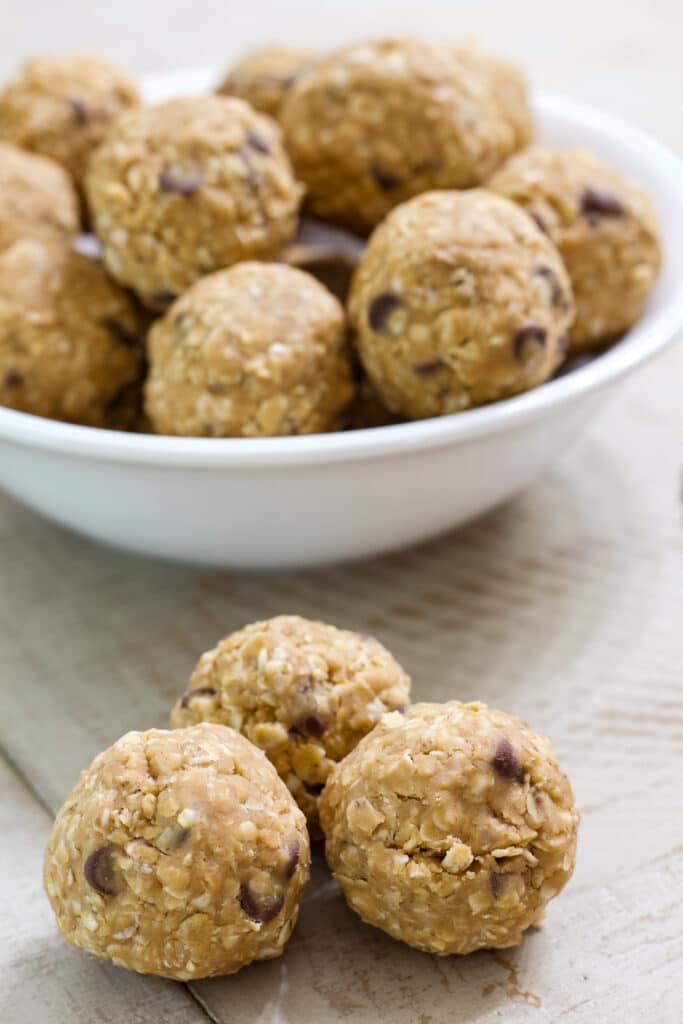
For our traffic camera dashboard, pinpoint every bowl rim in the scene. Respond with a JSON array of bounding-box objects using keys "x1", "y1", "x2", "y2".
[{"x1": 1, "y1": 88, "x2": 682, "y2": 469}]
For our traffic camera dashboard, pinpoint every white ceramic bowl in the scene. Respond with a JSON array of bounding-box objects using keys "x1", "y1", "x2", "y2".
[{"x1": 1, "y1": 70, "x2": 682, "y2": 569}]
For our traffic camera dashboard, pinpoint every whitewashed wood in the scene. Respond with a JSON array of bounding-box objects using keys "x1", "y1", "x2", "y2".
[{"x1": 2, "y1": 1, "x2": 683, "y2": 1019}]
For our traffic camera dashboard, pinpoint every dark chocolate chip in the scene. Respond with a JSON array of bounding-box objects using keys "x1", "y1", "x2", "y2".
[
  {"x1": 529, "y1": 211, "x2": 548, "y2": 235},
  {"x1": 581, "y1": 187, "x2": 625, "y2": 224},
  {"x1": 84, "y1": 845, "x2": 119, "y2": 896},
  {"x1": 159, "y1": 167, "x2": 203, "y2": 197},
  {"x1": 490, "y1": 871, "x2": 506, "y2": 899},
  {"x1": 514, "y1": 323, "x2": 547, "y2": 362},
  {"x1": 368, "y1": 293, "x2": 404, "y2": 333},
  {"x1": 101, "y1": 317, "x2": 140, "y2": 349},
  {"x1": 283, "y1": 840, "x2": 300, "y2": 879},
  {"x1": 239, "y1": 883, "x2": 284, "y2": 923},
  {"x1": 149, "y1": 290, "x2": 177, "y2": 310},
  {"x1": 303, "y1": 781, "x2": 325, "y2": 797},
  {"x1": 3, "y1": 370, "x2": 23, "y2": 389},
  {"x1": 238, "y1": 146, "x2": 260, "y2": 189},
  {"x1": 413, "y1": 359, "x2": 445, "y2": 378},
  {"x1": 394, "y1": 704, "x2": 408, "y2": 714},
  {"x1": 69, "y1": 97, "x2": 89, "y2": 124},
  {"x1": 246, "y1": 130, "x2": 270, "y2": 154},
  {"x1": 180, "y1": 686, "x2": 216, "y2": 709},
  {"x1": 535, "y1": 266, "x2": 569, "y2": 311},
  {"x1": 300, "y1": 714, "x2": 327, "y2": 738},
  {"x1": 492, "y1": 738, "x2": 524, "y2": 784},
  {"x1": 371, "y1": 165, "x2": 401, "y2": 190}
]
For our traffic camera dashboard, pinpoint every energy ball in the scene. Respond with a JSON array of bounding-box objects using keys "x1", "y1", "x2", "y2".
[
  {"x1": 0, "y1": 54, "x2": 139, "y2": 190},
  {"x1": 0, "y1": 238, "x2": 144, "y2": 428},
  {"x1": 170, "y1": 616, "x2": 411, "y2": 829},
  {"x1": 217, "y1": 46, "x2": 315, "y2": 120},
  {"x1": 145, "y1": 262, "x2": 353, "y2": 437},
  {"x1": 488, "y1": 147, "x2": 661, "y2": 349},
  {"x1": 86, "y1": 96, "x2": 304, "y2": 309},
  {"x1": 281, "y1": 38, "x2": 522, "y2": 234},
  {"x1": 0, "y1": 143, "x2": 80, "y2": 252},
  {"x1": 348, "y1": 189, "x2": 575, "y2": 419},
  {"x1": 44, "y1": 724, "x2": 310, "y2": 980},
  {"x1": 320, "y1": 701, "x2": 579, "y2": 955},
  {"x1": 453, "y1": 44, "x2": 533, "y2": 153}
]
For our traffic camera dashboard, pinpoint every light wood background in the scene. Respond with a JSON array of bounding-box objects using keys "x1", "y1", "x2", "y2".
[{"x1": 2, "y1": 1, "x2": 683, "y2": 1021}]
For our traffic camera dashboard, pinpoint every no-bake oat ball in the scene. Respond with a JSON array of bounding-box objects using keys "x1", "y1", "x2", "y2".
[
  {"x1": 0, "y1": 237, "x2": 144, "y2": 428},
  {"x1": 281, "y1": 38, "x2": 523, "y2": 234},
  {"x1": 488, "y1": 146, "x2": 661, "y2": 349},
  {"x1": 170, "y1": 616, "x2": 411, "y2": 829},
  {"x1": 348, "y1": 189, "x2": 575, "y2": 419},
  {"x1": 86, "y1": 96, "x2": 304, "y2": 309},
  {"x1": 0, "y1": 54, "x2": 139, "y2": 190},
  {"x1": 320, "y1": 701, "x2": 579, "y2": 955},
  {"x1": 217, "y1": 46, "x2": 316, "y2": 120},
  {"x1": 44, "y1": 723, "x2": 310, "y2": 979},
  {"x1": 0, "y1": 142, "x2": 80, "y2": 252},
  {"x1": 452, "y1": 44, "x2": 533, "y2": 153},
  {"x1": 145, "y1": 262, "x2": 353, "y2": 437}
]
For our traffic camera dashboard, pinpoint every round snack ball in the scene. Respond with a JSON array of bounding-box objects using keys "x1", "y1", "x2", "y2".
[
  {"x1": 348, "y1": 189, "x2": 575, "y2": 419},
  {"x1": 488, "y1": 147, "x2": 661, "y2": 350},
  {"x1": 145, "y1": 262, "x2": 353, "y2": 437},
  {"x1": 170, "y1": 616, "x2": 411, "y2": 829},
  {"x1": 44, "y1": 723, "x2": 310, "y2": 979},
  {"x1": 217, "y1": 46, "x2": 315, "y2": 120},
  {"x1": 0, "y1": 238, "x2": 144, "y2": 428},
  {"x1": 452, "y1": 44, "x2": 533, "y2": 153},
  {"x1": 0, "y1": 54, "x2": 139, "y2": 189},
  {"x1": 87, "y1": 96, "x2": 304, "y2": 309},
  {"x1": 281, "y1": 38, "x2": 521, "y2": 234},
  {"x1": 0, "y1": 142, "x2": 80, "y2": 252},
  {"x1": 319, "y1": 701, "x2": 579, "y2": 955}
]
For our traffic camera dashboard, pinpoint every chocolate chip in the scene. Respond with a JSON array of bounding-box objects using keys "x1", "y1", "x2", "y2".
[
  {"x1": 69, "y1": 97, "x2": 89, "y2": 124},
  {"x1": 492, "y1": 738, "x2": 524, "y2": 784},
  {"x1": 529, "y1": 211, "x2": 548, "y2": 235},
  {"x1": 238, "y1": 146, "x2": 260, "y2": 189},
  {"x1": 239, "y1": 883, "x2": 284, "y2": 923},
  {"x1": 413, "y1": 359, "x2": 445, "y2": 377},
  {"x1": 535, "y1": 267, "x2": 569, "y2": 311},
  {"x1": 394, "y1": 704, "x2": 408, "y2": 714},
  {"x1": 581, "y1": 187, "x2": 625, "y2": 224},
  {"x1": 149, "y1": 290, "x2": 177, "y2": 310},
  {"x1": 3, "y1": 370, "x2": 23, "y2": 389},
  {"x1": 179, "y1": 686, "x2": 216, "y2": 709},
  {"x1": 84, "y1": 845, "x2": 119, "y2": 896},
  {"x1": 246, "y1": 130, "x2": 270, "y2": 154},
  {"x1": 101, "y1": 317, "x2": 140, "y2": 349},
  {"x1": 303, "y1": 781, "x2": 325, "y2": 797},
  {"x1": 368, "y1": 293, "x2": 404, "y2": 333},
  {"x1": 490, "y1": 872, "x2": 506, "y2": 899},
  {"x1": 371, "y1": 165, "x2": 401, "y2": 190},
  {"x1": 296, "y1": 675, "x2": 313, "y2": 693},
  {"x1": 283, "y1": 840, "x2": 300, "y2": 879},
  {"x1": 299, "y1": 714, "x2": 327, "y2": 738},
  {"x1": 159, "y1": 167, "x2": 203, "y2": 197},
  {"x1": 514, "y1": 323, "x2": 547, "y2": 362}
]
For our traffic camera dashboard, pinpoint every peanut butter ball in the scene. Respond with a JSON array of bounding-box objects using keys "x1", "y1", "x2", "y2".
[
  {"x1": 320, "y1": 701, "x2": 579, "y2": 955},
  {"x1": 44, "y1": 724, "x2": 310, "y2": 979},
  {"x1": 217, "y1": 46, "x2": 315, "y2": 120},
  {"x1": 87, "y1": 96, "x2": 304, "y2": 309},
  {"x1": 0, "y1": 142, "x2": 80, "y2": 252}
]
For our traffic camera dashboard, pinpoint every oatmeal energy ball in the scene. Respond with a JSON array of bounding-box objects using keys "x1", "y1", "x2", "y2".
[
  {"x1": 170, "y1": 616, "x2": 411, "y2": 827},
  {"x1": 0, "y1": 238, "x2": 144, "y2": 428},
  {"x1": 488, "y1": 146, "x2": 661, "y2": 349},
  {"x1": 0, "y1": 54, "x2": 139, "y2": 189},
  {"x1": 0, "y1": 143, "x2": 80, "y2": 252},
  {"x1": 281, "y1": 38, "x2": 524, "y2": 234},
  {"x1": 87, "y1": 96, "x2": 303, "y2": 309},
  {"x1": 217, "y1": 45, "x2": 315, "y2": 120},
  {"x1": 349, "y1": 189, "x2": 575, "y2": 419},
  {"x1": 44, "y1": 724, "x2": 310, "y2": 979},
  {"x1": 145, "y1": 262, "x2": 353, "y2": 437},
  {"x1": 320, "y1": 701, "x2": 579, "y2": 955},
  {"x1": 453, "y1": 44, "x2": 533, "y2": 153}
]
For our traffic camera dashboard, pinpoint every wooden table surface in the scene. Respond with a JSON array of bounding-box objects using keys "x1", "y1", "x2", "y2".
[{"x1": 2, "y1": 2, "x2": 683, "y2": 1021}]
